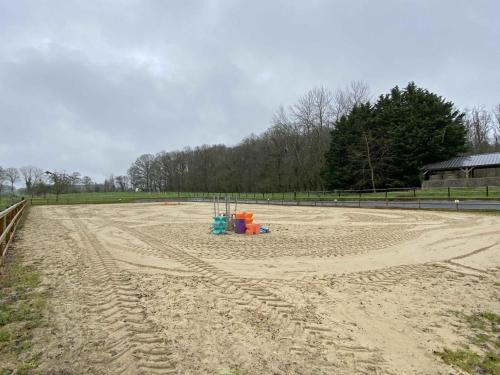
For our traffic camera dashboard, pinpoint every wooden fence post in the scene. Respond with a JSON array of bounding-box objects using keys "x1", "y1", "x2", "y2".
[{"x1": 0, "y1": 215, "x2": 5, "y2": 250}]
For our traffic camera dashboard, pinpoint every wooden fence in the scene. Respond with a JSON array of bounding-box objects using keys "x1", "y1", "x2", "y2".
[{"x1": 0, "y1": 199, "x2": 28, "y2": 264}]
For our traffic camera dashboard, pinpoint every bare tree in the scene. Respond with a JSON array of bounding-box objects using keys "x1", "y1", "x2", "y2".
[
  {"x1": 290, "y1": 86, "x2": 335, "y2": 132},
  {"x1": 464, "y1": 106, "x2": 492, "y2": 153},
  {"x1": 287, "y1": 86, "x2": 339, "y2": 189},
  {"x1": 20, "y1": 166, "x2": 44, "y2": 196},
  {"x1": 81, "y1": 176, "x2": 94, "y2": 192},
  {"x1": 4, "y1": 168, "x2": 19, "y2": 194},
  {"x1": 33, "y1": 168, "x2": 45, "y2": 190},
  {"x1": 348, "y1": 81, "x2": 371, "y2": 106},
  {"x1": 33, "y1": 173, "x2": 49, "y2": 197},
  {"x1": 115, "y1": 175, "x2": 130, "y2": 192},
  {"x1": 332, "y1": 81, "x2": 371, "y2": 122},
  {"x1": 128, "y1": 154, "x2": 156, "y2": 191},
  {"x1": 70, "y1": 172, "x2": 82, "y2": 192},
  {"x1": 104, "y1": 175, "x2": 116, "y2": 192},
  {"x1": 493, "y1": 104, "x2": 500, "y2": 150},
  {"x1": 0, "y1": 166, "x2": 5, "y2": 199},
  {"x1": 362, "y1": 131, "x2": 376, "y2": 192},
  {"x1": 46, "y1": 171, "x2": 73, "y2": 201},
  {"x1": 290, "y1": 91, "x2": 316, "y2": 133}
]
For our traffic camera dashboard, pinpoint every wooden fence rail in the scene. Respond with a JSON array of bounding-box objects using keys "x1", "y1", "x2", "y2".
[{"x1": 0, "y1": 199, "x2": 28, "y2": 264}]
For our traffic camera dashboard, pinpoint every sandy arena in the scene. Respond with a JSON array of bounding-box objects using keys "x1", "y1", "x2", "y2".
[{"x1": 13, "y1": 203, "x2": 500, "y2": 374}]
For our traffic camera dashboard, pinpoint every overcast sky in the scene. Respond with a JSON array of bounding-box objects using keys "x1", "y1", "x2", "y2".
[{"x1": 1, "y1": 0, "x2": 499, "y2": 181}]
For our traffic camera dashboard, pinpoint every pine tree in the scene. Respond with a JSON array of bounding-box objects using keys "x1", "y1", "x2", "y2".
[
  {"x1": 323, "y1": 82, "x2": 467, "y2": 189},
  {"x1": 375, "y1": 82, "x2": 466, "y2": 186}
]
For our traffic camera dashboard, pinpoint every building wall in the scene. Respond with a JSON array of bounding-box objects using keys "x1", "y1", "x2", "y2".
[
  {"x1": 424, "y1": 167, "x2": 500, "y2": 187},
  {"x1": 422, "y1": 176, "x2": 500, "y2": 188},
  {"x1": 473, "y1": 167, "x2": 500, "y2": 178},
  {"x1": 428, "y1": 170, "x2": 466, "y2": 180}
]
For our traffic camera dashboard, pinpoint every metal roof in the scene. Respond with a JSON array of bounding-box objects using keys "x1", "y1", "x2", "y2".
[{"x1": 422, "y1": 153, "x2": 500, "y2": 171}]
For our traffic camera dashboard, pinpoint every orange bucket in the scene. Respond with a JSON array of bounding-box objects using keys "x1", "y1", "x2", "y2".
[
  {"x1": 245, "y1": 224, "x2": 260, "y2": 234},
  {"x1": 235, "y1": 211, "x2": 245, "y2": 220},
  {"x1": 252, "y1": 224, "x2": 260, "y2": 234}
]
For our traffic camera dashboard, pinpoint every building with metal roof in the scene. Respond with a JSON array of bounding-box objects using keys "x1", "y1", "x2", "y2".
[{"x1": 421, "y1": 152, "x2": 500, "y2": 188}]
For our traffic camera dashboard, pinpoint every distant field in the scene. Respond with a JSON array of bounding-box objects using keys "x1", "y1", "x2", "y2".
[
  {"x1": 0, "y1": 195, "x2": 21, "y2": 211},
  {"x1": 23, "y1": 186, "x2": 500, "y2": 206}
]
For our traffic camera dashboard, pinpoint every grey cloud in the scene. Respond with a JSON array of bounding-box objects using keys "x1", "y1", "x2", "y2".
[{"x1": 0, "y1": 0, "x2": 499, "y2": 181}]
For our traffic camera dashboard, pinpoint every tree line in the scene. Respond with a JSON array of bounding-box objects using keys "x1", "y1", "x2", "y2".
[
  {"x1": 3, "y1": 81, "x2": 499, "y2": 195},
  {"x1": 0, "y1": 166, "x2": 130, "y2": 198},
  {"x1": 128, "y1": 82, "x2": 371, "y2": 193},
  {"x1": 128, "y1": 81, "x2": 500, "y2": 192}
]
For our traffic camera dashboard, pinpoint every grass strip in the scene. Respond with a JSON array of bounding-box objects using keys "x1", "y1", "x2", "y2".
[{"x1": 0, "y1": 219, "x2": 47, "y2": 374}]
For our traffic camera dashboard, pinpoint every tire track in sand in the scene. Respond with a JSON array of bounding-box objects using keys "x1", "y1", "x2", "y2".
[
  {"x1": 70, "y1": 213, "x2": 177, "y2": 375},
  {"x1": 112, "y1": 222, "x2": 387, "y2": 374},
  {"x1": 325, "y1": 243, "x2": 498, "y2": 289}
]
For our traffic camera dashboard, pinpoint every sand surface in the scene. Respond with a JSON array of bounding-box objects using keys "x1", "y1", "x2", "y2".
[{"x1": 13, "y1": 203, "x2": 500, "y2": 374}]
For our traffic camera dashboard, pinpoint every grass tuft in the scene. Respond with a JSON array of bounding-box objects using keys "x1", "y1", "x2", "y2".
[
  {"x1": 435, "y1": 311, "x2": 500, "y2": 374},
  {"x1": 435, "y1": 348, "x2": 482, "y2": 372},
  {"x1": 0, "y1": 329, "x2": 10, "y2": 344},
  {"x1": 219, "y1": 366, "x2": 250, "y2": 375}
]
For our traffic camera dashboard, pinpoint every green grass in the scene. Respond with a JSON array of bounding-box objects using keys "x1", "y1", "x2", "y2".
[
  {"x1": 219, "y1": 366, "x2": 250, "y2": 375},
  {"x1": 436, "y1": 348, "x2": 483, "y2": 373},
  {"x1": 0, "y1": 195, "x2": 22, "y2": 211},
  {"x1": 465, "y1": 312, "x2": 500, "y2": 331},
  {"x1": 25, "y1": 186, "x2": 500, "y2": 207},
  {"x1": 436, "y1": 348, "x2": 499, "y2": 374},
  {"x1": 435, "y1": 311, "x2": 500, "y2": 374},
  {"x1": 0, "y1": 233, "x2": 47, "y2": 374},
  {"x1": 30, "y1": 191, "x2": 197, "y2": 206}
]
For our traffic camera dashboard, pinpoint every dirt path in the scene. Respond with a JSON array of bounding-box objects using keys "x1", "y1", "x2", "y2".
[{"x1": 11, "y1": 203, "x2": 500, "y2": 374}]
